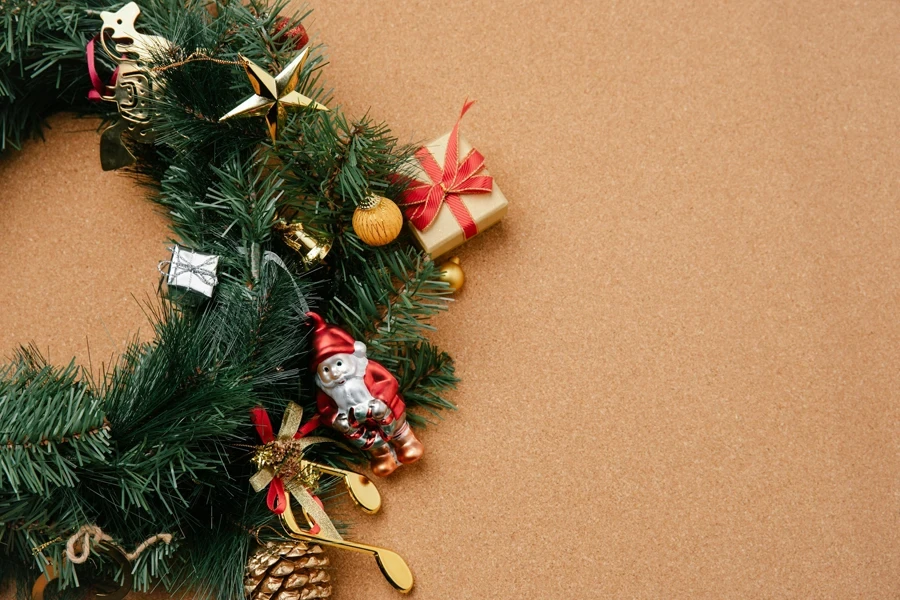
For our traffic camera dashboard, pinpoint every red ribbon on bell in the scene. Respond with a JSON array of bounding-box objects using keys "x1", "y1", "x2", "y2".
[{"x1": 394, "y1": 100, "x2": 493, "y2": 239}]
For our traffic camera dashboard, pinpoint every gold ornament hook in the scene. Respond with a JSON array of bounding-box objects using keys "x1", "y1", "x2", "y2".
[
  {"x1": 31, "y1": 562, "x2": 56, "y2": 600},
  {"x1": 30, "y1": 544, "x2": 134, "y2": 600}
]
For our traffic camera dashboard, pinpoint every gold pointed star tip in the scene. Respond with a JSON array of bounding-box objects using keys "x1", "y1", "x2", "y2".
[
  {"x1": 220, "y1": 50, "x2": 329, "y2": 137},
  {"x1": 236, "y1": 54, "x2": 258, "y2": 70},
  {"x1": 219, "y1": 93, "x2": 271, "y2": 122}
]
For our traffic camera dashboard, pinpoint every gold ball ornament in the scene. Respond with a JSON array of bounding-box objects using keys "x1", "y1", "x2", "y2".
[
  {"x1": 352, "y1": 194, "x2": 403, "y2": 247},
  {"x1": 438, "y1": 256, "x2": 465, "y2": 292}
]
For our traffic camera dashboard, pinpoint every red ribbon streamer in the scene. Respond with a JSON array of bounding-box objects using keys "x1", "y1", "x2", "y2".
[
  {"x1": 395, "y1": 100, "x2": 493, "y2": 239},
  {"x1": 86, "y1": 36, "x2": 119, "y2": 101},
  {"x1": 250, "y1": 407, "x2": 320, "y2": 515}
]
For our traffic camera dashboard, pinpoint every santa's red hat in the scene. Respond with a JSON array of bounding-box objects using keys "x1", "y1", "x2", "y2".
[{"x1": 306, "y1": 312, "x2": 356, "y2": 367}]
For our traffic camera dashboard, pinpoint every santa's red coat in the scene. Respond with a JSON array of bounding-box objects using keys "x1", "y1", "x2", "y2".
[{"x1": 316, "y1": 360, "x2": 406, "y2": 426}]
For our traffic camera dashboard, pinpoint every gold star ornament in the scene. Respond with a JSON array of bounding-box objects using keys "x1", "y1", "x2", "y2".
[{"x1": 220, "y1": 48, "x2": 328, "y2": 142}]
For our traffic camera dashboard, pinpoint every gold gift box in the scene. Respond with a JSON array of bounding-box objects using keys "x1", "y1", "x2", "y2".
[{"x1": 402, "y1": 132, "x2": 508, "y2": 258}]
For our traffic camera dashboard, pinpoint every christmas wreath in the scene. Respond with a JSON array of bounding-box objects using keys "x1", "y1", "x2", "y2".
[{"x1": 0, "y1": 0, "x2": 506, "y2": 597}]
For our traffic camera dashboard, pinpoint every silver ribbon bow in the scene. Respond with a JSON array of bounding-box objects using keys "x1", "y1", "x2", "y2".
[{"x1": 158, "y1": 245, "x2": 219, "y2": 297}]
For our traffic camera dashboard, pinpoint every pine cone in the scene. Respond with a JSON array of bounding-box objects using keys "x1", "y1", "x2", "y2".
[{"x1": 245, "y1": 541, "x2": 332, "y2": 600}]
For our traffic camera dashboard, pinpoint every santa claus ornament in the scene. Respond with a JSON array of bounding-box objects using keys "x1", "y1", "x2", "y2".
[{"x1": 307, "y1": 312, "x2": 424, "y2": 476}]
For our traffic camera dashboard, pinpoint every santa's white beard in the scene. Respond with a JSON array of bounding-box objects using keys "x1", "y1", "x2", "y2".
[{"x1": 323, "y1": 376, "x2": 375, "y2": 413}]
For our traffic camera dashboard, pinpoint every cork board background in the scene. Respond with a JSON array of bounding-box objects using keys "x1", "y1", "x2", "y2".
[{"x1": 2, "y1": 1, "x2": 899, "y2": 598}]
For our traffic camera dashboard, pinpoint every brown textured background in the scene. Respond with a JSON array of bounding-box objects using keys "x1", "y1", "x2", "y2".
[{"x1": 2, "y1": 0, "x2": 899, "y2": 598}]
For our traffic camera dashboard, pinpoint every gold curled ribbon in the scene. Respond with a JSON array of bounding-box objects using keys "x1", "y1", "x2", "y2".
[{"x1": 278, "y1": 401, "x2": 305, "y2": 439}]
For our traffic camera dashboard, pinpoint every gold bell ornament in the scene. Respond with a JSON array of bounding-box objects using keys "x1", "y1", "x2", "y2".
[
  {"x1": 437, "y1": 256, "x2": 465, "y2": 292},
  {"x1": 274, "y1": 218, "x2": 332, "y2": 267},
  {"x1": 352, "y1": 194, "x2": 404, "y2": 247}
]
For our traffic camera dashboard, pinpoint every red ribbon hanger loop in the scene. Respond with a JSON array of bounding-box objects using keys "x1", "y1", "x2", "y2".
[{"x1": 86, "y1": 35, "x2": 120, "y2": 102}]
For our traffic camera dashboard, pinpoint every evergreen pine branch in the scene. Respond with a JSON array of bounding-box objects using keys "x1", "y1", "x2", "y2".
[
  {"x1": 0, "y1": 0, "x2": 110, "y2": 150},
  {"x1": 394, "y1": 341, "x2": 457, "y2": 426},
  {"x1": 0, "y1": 350, "x2": 109, "y2": 496}
]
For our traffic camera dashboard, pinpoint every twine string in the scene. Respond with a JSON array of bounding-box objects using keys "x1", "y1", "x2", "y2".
[
  {"x1": 124, "y1": 533, "x2": 174, "y2": 561},
  {"x1": 65, "y1": 525, "x2": 173, "y2": 564}
]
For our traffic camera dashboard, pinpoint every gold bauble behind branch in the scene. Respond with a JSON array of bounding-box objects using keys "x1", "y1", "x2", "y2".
[
  {"x1": 437, "y1": 256, "x2": 465, "y2": 292},
  {"x1": 352, "y1": 194, "x2": 403, "y2": 247}
]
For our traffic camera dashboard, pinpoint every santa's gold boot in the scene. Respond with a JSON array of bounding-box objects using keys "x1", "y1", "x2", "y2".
[
  {"x1": 369, "y1": 444, "x2": 399, "y2": 477},
  {"x1": 390, "y1": 424, "x2": 424, "y2": 465}
]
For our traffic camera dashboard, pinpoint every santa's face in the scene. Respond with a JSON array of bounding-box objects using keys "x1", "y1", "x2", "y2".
[{"x1": 316, "y1": 353, "x2": 362, "y2": 388}]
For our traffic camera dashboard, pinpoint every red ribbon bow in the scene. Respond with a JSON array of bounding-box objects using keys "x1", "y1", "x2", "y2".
[
  {"x1": 395, "y1": 100, "x2": 493, "y2": 239},
  {"x1": 250, "y1": 407, "x2": 320, "y2": 515}
]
